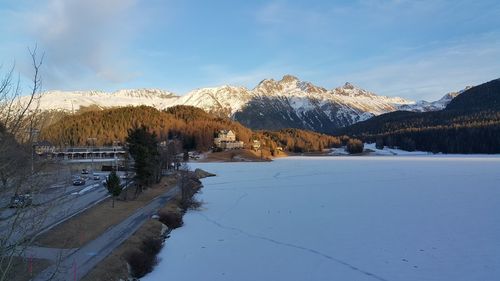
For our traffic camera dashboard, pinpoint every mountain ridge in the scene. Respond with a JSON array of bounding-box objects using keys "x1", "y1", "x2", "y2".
[{"x1": 21, "y1": 75, "x2": 466, "y2": 132}]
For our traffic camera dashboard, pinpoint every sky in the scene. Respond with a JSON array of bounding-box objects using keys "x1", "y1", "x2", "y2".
[{"x1": 0, "y1": 0, "x2": 499, "y2": 101}]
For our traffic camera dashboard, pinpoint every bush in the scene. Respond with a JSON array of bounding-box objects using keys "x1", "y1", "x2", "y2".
[
  {"x1": 126, "y1": 237, "x2": 163, "y2": 278},
  {"x1": 346, "y1": 139, "x2": 364, "y2": 154},
  {"x1": 141, "y1": 237, "x2": 163, "y2": 256},
  {"x1": 179, "y1": 196, "x2": 202, "y2": 212},
  {"x1": 158, "y1": 211, "x2": 183, "y2": 229},
  {"x1": 126, "y1": 250, "x2": 157, "y2": 278}
]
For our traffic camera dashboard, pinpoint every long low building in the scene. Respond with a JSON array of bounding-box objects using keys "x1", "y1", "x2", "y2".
[{"x1": 48, "y1": 146, "x2": 127, "y2": 160}]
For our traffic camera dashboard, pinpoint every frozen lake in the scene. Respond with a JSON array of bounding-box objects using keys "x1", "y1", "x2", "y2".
[{"x1": 144, "y1": 156, "x2": 500, "y2": 281}]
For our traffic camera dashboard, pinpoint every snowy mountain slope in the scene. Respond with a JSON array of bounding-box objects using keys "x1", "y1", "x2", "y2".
[
  {"x1": 234, "y1": 76, "x2": 416, "y2": 132},
  {"x1": 26, "y1": 89, "x2": 178, "y2": 112},
  {"x1": 399, "y1": 87, "x2": 470, "y2": 112},
  {"x1": 178, "y1": 85, "x2": 252, "y2": 116},
  {"x1": 20, "y1": 75, "x2": 462, "y2": 132}
]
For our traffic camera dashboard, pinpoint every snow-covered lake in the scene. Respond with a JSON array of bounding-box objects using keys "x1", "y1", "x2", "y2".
[{"x1": 144, "y1": 156, "x2": 500, "y2": 281}]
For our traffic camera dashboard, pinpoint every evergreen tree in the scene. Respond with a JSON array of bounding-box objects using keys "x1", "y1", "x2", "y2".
[
  {"x1": 106, "y1": 170, "x2": 121, "y2": 208},
  {"x1": 126, "y1": 126, "x2": 160, "y2": 195}
]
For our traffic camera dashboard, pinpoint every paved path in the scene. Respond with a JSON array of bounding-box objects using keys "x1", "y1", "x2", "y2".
[
  {"x1": 34, "y1": 186, "x2": 179, "y2": 281},
  {"x1": 23, "y1": 246, "x2": 78, "y2": 261}
]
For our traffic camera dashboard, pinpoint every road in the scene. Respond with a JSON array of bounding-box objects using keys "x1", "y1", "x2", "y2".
[
  {"x1": 0, "y1": 185, "x2": 108, "y2": 247},
  {"x1": 34, "y1": 186, "x2": 179, "y2": 281},
  {"x1": 0, "y1": 171, "x2": 128, "y2": 246}
]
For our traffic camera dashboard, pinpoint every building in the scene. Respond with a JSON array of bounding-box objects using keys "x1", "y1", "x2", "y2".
[
  {"x1": 52, "y1": 146, "x2": 127, "y2": 160},
  {"x1": 34, "y1": 141, "x2": 55, "y2": 155},
  {"x1": 214, "y1": 130, "x2": 244, "y2": 150},
  {"x1": 214, "y1": 130, "x2": 236, "y2": 143},
  {"x1": 252, "y1": 140, "x2": 261, "y2": 150}
]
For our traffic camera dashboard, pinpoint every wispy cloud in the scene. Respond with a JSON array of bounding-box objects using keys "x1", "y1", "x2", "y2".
[
  {"x1": 16, "y1": 0, "x2": 142, "y2": 88},
  {"x1": 332, "y1": 33, "x2": 500, "y2": 100}
]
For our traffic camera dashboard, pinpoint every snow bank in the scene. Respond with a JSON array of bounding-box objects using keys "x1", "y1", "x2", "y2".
[{"x1": 364, "y1": 143, "x2": 431, "y2": 156}]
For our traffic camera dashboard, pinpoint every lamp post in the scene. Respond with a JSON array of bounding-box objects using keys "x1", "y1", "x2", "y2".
[
  {"x1": 87, "y1": 137, "x2": 97, "y2": 173},
  {"x1": 112, "y1": 140, "x2": 120, "y2": 171},
  {"x1": 27, "y1": 128, "x2": 40, "y2": 174}
]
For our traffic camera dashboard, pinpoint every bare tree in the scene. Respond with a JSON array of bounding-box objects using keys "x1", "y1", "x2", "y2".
[
  {"x1": 178, "y1": 163, "x2": 191, "y2": 207},
  {"x1": 178, "y1": 163, "x2": 202, "y2": 212},
  {"x1": 159, "y1": 138, "x2": 182, "y2": 173},
  {"x1": 0, "y1": 47, "x2": 65, "y2": 280}
]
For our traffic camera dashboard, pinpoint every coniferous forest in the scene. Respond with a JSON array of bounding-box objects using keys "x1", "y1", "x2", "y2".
[
  {"x1": 40, "y1": 105, "x2": 341, "y2": 153},
  {"x1": 339, "y1": 79, "x2": 500, "y2": 153}
]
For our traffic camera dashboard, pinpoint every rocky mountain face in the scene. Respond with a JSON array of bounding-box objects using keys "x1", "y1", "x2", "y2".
[{"x1": 21, "y1": 75, "x2": 462, "y2": 134}]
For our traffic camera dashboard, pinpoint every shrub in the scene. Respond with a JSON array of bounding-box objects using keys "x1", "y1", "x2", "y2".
[
  {"x1": 126, "y1": 250, "x2": 157, "y2": 278},
  {"x1": 346, "y1": 139, "x2": 364, "y2": 154},
  {"x1": 140, "y1": 237, "x2": 163, "y2": 256},
  {"x1": 158, "y1": 211, "x2": 183, "y2": 229},
  {"x1": 126, "y1": 237, "x2": 164, "y2": 278},
  {"x1": 179, "y1": 196, "x2": 202, "y2": 212}
]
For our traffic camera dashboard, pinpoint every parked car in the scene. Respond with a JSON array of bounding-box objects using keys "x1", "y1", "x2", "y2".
[
  {"x1": 93, "y1": 174, "x2": 100, "y2": 180},
  {"x1": 73, "y1": 178, "x2": 86, "y2": 186},
  {"x1": 81, "y1": 169, "x2": 89, "y2": 174},
  {"x1": 10, "y1": 194, "x2": 33, "y2": 208}
]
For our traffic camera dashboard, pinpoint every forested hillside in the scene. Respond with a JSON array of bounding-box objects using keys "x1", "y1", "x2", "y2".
[
  {"x1": 40, "y1": 105, "x2": 341, "y2": 153},
  {"x1": 340, "y1": 79, "x2": 500, "y2": 153}
]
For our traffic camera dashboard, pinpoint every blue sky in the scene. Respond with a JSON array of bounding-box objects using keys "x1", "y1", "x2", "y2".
[{"x1": 0, "y1": 0, "x2": 499, "y2": 100}]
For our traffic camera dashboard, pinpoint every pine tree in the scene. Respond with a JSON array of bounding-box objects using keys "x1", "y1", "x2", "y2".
[
  {"x1": 126, "y1": 126, "x2": 160, "y2": 196},
  {"x1": 106, "y1": 170, "x2": 121, "y2": 208}
]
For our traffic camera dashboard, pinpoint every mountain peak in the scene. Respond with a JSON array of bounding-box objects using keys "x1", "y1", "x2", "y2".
[
  {"x1": 332, "y1": 82, "x2": 375, "y2": 97},
  {"x1": 343, "y1": 82, "x2": 355, "y2": 89},
  {"x1": 279, "y1": 75, "x2": 300, "y2": 84}
]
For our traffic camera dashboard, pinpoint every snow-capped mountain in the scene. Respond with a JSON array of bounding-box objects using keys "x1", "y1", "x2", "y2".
[
  {"x1": 399, "y1": 86, "x2": 471, "y2": 112},
  {"x1": 21, "y1": 75, "x2": 462, "y2": 133},
  {"x1": 30, "y1": 89, "x2": 178, "y2": 112},
  {"x1": 233, "y1": 76, "x2": 416, "y2": 132}
]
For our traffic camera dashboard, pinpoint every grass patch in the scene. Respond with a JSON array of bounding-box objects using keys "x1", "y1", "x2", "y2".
[{"x1": 35, "y1": 176, "x2": 177, "y2": 249}]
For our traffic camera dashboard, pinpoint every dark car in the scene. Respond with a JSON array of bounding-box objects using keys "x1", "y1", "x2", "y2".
[
  {"x1": 10, "y1": 194, "x2": 33, "y2": 208},
  {"x1": 81, "y1": 169, "x2": 89, "y2": 174},
  {"x1": 73, "y1": 178, "x2": 86, "y2": 186}
]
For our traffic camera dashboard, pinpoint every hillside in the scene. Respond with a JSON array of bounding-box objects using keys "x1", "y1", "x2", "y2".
[
  {"x1": 40, "y1": 105, "x2": 341, "y2": 153},
  {"x1": 340, "y1": 79, "x2": 500, "y2": 153}
]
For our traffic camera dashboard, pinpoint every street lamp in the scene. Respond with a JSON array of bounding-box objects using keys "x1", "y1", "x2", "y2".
[
  {"x1": 27, "y1": 128, "x2": 40, "y2": 174},
  {"x1": 87, "y1": 137, "x2": 97, "y2": 173},
  {"x1": 112, "y1": 140, "x2": 120, "y2": 171}
]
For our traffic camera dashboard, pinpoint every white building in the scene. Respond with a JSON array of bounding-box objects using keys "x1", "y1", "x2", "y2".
[{"x1": 214, "y1": 130, "x2": 244, "y2": 150}]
